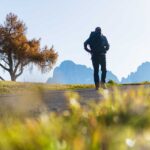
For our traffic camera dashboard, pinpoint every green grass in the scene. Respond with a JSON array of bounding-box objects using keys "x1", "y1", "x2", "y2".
[
  {"x1": 0, "y1": 80, "x2": 149, "y2": 94},
  {"x1": 0, "y1": 81, "x2": 149, "y2": 149},
  {"x1": 0, "y1": 81, "x2": 95, "y2": 94}
]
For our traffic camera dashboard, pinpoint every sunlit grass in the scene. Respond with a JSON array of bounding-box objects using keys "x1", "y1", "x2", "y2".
[
  {"x1": 0, "y1": 81, "x2": 95, "y2": 94},
  {"x1": 0, "y1": 80, "x2": 149, "y2": 94},
  {"x1": 0, "y1": 83, "x2": 149, "y2": 149}
]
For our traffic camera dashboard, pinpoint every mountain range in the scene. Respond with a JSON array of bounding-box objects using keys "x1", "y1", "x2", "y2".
[
  {"x1": 47, "y1": 60, "x2": 119, "y2": 84},
  {"x1": 121, "y1": 61, "x2": 150, "y2": 83},
  {"x1": 47, "y1": 60, "x2": 150, "y2": 84}
]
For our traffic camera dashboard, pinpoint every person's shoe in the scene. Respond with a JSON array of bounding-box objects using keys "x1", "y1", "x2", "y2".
[
  {"x1": 101, "y1": 83, "x2": 107, "y2": 89},
  {"x1": 95, "y1": 83, "x2": 99, "y2": 90},
  {"x1": 95, "y1": 87, "x2": 99, "y2": 90}
]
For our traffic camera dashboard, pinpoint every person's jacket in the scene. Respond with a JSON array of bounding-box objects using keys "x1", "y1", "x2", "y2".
[{"x1": 84, "y1": 31, "x2": 109, "y2": 55}]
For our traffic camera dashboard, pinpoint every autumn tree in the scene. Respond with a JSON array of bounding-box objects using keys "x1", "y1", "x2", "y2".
[{"x1": 0, "y1": 13, "x2": 58, "y2": 81}]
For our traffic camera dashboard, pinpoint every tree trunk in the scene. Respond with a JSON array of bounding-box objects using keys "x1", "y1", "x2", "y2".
[{"x1": 10, "y1": 73, "x2": 16, "y2": 81}]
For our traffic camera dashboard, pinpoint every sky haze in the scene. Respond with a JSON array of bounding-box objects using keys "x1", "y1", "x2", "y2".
[{"x1": 0, "y1": 0, "x2": 150, "y2": 81}]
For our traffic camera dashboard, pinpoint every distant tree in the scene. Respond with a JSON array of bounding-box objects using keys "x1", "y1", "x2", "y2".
[{"x1": 0, "y1": 13, "x2": 58, "y2": 81}]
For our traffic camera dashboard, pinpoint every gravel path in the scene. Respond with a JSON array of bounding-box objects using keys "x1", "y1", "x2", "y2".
[
  {"x1": 0, "y1": 84, "x2": 149, "y2": 113},
  {"x1": 42, "y1": 88, "x2": 101, "y2": 111}
]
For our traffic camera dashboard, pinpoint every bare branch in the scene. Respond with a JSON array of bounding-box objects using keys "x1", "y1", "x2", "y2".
[
  {"x1": 1, "y1": 57, "x2": 9, "y2": 65},
  {"x1": 14, "y1": 59, "x2": 29, "y2": 75},
  {"x1": 8, "y1": 51, "x2": 13, "y2": 72},
  {"x1": 14, "y1": 60, "x2": 20, "y2": 74},
  {"x1": 16, "y1": 65, "x2": 23, "y2": 78},
  {"x1": 0, "y1": 63, "x2": 9, "y2": 71},
  {"x1": 23, "y1": 61, "x2": 29, "y2": 67},
  {"x1": 0, "y1": 76, "x2": 5, "y2": 81}
]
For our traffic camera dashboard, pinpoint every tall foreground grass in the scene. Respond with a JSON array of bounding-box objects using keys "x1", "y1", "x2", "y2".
[{"x1": 0, "y1": 86, "x2": 150, "y2": 150}]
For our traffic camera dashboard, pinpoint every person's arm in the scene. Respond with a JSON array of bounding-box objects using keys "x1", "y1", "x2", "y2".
[
  {"x1": 103, "y1": 36, "x2": 110, "y2": 51},
  {"x1": 84, "y1": 39, "x2": 91, "y2": 53}
]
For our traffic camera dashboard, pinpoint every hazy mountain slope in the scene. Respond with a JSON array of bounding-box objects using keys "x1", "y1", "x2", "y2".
[
  {"x1": 121, "y1": 62, "x2": 150, "y2": 83},
  {"x1": 47, "y1": 60, "x2": 119, "y2": 84}
]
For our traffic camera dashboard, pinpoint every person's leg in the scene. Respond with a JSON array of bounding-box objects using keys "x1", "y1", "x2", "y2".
[
  {"x1": 100, "y1": 55, "x2": 107, "y2": 83},
  {"x1": 92, "y1": 57, "x2": 99, "y2": 89}
]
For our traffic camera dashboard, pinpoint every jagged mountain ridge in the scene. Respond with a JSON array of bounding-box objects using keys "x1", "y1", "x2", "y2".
[
  {"x1": 121, "y1": 61, "x2": 150, "y2": 83},
  {"x1": 47, "y1": 60, "x2": 119, "y2": 84}
]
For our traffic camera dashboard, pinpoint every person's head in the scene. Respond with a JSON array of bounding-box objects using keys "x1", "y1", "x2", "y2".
[{"x1": 95, "y1": 27, "x2": 101, "y2": 34}]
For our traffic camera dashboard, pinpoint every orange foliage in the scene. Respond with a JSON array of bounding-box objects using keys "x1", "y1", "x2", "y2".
[{"x1": 0, "y1": 13, "x2": 58, "y2": 81}]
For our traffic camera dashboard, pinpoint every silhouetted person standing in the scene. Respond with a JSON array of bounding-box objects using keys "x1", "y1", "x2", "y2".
[{"x1": 84, "y1": 27, "x2": 110, "y2": 90}]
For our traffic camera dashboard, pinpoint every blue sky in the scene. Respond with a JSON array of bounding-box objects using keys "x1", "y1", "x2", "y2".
[{"x1": 0, "y1": 0, "x2": 150, "y2": 81}]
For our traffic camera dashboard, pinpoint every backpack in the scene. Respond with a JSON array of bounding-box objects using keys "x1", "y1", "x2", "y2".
[
  {"x1": 101, "y1": 35, "x2": 109, "y2": 51},
  {"x1": 88, "y1": 32, "x2": 109, "y2": 53}
]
